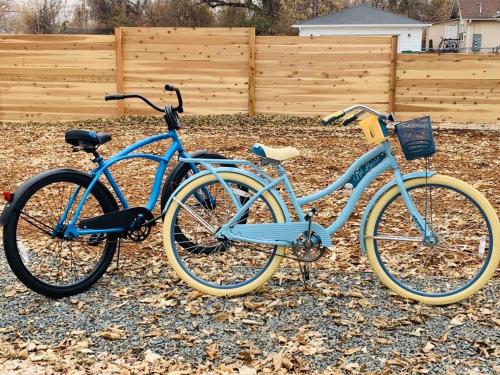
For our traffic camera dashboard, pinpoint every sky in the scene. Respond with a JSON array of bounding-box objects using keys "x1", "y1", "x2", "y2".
[{"x1": 5, "y1": 0, "x2": 79, "y2": 18}]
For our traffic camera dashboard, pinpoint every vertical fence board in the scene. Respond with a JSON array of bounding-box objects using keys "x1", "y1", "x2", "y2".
[
  {"x1": 248, "y1": 27, "x2": 256, "y2": 116},
  {"x1": 115, "y1": 27, "x2": 125, "y2": 116},
  {"x1": 389, "y1": 35, "x2": 398, "y2": 113}
]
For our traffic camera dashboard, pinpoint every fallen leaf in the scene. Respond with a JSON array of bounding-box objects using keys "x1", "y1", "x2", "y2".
[
  {"x1": 239, "y1": 366, "x2": 257, "y2": 375},
  {"x1": 205, "y1": 343, "x2": 220, "y2": 360},
  {"x1": 241, "y1": 319, "x2": 264, "y2": 326},
  {"x1": 96, "y1": 326, "x2": 126, "y2": 340},
  {"x1": 144, "y1": 349, "x2": 162, "y2": 363},
  {"x1": 422, "y1": 342, "x2": 435, "y2": 353}
]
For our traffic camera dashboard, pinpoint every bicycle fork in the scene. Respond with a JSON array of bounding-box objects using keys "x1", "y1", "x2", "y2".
[{"x1": 391, "y1": 167, "x2": 437, "y2": 245}]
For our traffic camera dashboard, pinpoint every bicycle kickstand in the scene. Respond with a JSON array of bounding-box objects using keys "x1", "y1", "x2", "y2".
[
  {"x1": 116, "y1": 238, "x2": 121, "y2": 270},
  {"x1": 299, "y1": 262, "x2": 310, "y2": 285}
]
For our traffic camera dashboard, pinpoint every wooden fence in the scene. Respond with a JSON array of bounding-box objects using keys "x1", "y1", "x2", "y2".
[
  {"x1": 0, "y1": 34, "x2": 117, "y2": 121},
  {"x1": 255, "y1": 36, "x2": 393, "y2": 115},
  {"x1": 396, "y1": 54, "x2": 500, "y2": 122},
  {"x1": 1, "y1": 28, "x2": 499, "y2": 123}
]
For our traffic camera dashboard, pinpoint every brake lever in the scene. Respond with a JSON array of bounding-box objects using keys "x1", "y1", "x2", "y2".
[{"x1": 342, "y1": 113, "x2": 359, "y2": 126}]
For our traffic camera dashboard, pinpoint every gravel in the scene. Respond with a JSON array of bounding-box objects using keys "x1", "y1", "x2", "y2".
[{"x1": 0, "y1": 246, "x2": 498, "y2": 373}]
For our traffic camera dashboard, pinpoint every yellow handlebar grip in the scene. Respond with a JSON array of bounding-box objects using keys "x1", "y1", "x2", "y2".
[{"x1": 321, "y1": 111, "x2": 345, "y2": 125}]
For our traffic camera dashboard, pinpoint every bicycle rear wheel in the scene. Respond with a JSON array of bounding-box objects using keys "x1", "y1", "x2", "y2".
[
  {"x1": 163, "y1": 171, "x2": 285, "y2": 296},
  {"x1": 365, "y1": 175, "x2": 499, "y2": 304},
  {"x1": 3, "y1": 171, "x2": 119, "y2": 298},
  {"x1": 161, "y1": 153, "x2": 248, "y2": 255}
]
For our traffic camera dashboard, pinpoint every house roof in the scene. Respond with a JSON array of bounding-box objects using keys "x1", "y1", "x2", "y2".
[
  {"x1": 294, "y1": 5, "x2": 427, "y2": 27},
  {"x1": 458, "y1": 0, "x2": 500, "y2": 19}
]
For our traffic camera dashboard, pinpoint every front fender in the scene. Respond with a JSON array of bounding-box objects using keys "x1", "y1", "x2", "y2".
[
  {"x1": 0, "y1": 168, "x2": 116, "y2": 226},
  {"x1": 359, "y1": 170, "x2": 436, "y2": 255},
  {"x1": 163, "y1": 167, "x2": 292, "y2": 222}
]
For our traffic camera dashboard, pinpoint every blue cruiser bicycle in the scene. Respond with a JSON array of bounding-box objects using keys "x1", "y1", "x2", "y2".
[
  {"x1": 1, "y1": 85, "x2": 232, "y2": 298},
  {"x1": 162, "y1": 105, "x2": 499, "y2": 304}
]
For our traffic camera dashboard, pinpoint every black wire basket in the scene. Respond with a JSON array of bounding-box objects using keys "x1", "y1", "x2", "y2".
[{"x1": 395, "y1": 116, "x2": 436, "y2": 161}]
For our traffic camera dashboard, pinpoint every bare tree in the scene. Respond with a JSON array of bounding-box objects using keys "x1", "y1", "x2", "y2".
[
  {"x1": 199, "y1": 0, "x2": 283, "y2": 34},
  {"x1": 66, "y1": 0, "x2": 452, "y2": 35},
  {"x1": 147, "y1": 0, "x2": 215, "y2": 27},
  {"x1": 85, "y1": 0, "x2": 152, "y2": 33},
  {"x1": 0, "y1": 0, "x2": 13, "y2": 32},
  {"x1": 21, "y1": 0, "x2": 68, "y2": 33}
]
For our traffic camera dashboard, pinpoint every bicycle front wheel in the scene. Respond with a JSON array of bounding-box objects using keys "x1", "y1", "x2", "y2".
[
  {"x1": 3, "y1": 171, "x2": 119, "y2": 298},
  {"x1": 365, "y1": 175, "x2": 499, "y2": 304},
  {"x1": 163, "y1": 171, "x2": 286, "y2": 296}
]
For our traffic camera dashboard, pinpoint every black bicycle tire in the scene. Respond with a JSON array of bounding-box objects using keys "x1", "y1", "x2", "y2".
[{"x1": 3, "y1": 171, "x2": 119, "y2": 298}]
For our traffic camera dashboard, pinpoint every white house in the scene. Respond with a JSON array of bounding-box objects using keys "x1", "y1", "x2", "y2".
[{"x1": 292, "y1": 5, "x2": 431, "y2": 52}]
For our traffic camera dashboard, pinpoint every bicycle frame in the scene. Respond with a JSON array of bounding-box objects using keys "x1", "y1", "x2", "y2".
[
  {"x1": 61, "y1": 129, "x2": 192, "y2": 238},
  {"x1": 178, "y1": 140, "x2": 435, "y2": 247}
]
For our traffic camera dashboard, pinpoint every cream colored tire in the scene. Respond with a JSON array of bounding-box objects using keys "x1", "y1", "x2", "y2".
[
  {"x1": 365, "y1": 175, "x2": 499, "y2": 305},
  {"x1": 162, "y1": 171, "x2": 286, "y2": 297}
]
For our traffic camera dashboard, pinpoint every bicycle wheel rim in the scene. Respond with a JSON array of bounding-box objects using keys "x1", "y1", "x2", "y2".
[{"x1": 372, "y1": 183, "x2": 494, "y2": 298}]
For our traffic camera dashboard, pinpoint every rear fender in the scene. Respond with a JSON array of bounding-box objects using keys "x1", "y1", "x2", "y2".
[
  {"x1": 359, "y1": 170, "x2": 436, "y2": 255},
  {"x1": 0, "y1": 168, "x2": 117, "y2": 226},
  {"x1": 161, "y1": 150, "x2": 218, "y2": 210}
]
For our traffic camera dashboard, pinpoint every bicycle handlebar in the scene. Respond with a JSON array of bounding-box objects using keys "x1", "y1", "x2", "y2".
[
  {"x1": 321, "y1": 105, "x2": 394, "y2": 126},
  {"x1": 105, "y1": 93, "x2": 164, "y2": 112},
  {"x1": 104, "y1": 83, "x2": 184, "y2": 113}
]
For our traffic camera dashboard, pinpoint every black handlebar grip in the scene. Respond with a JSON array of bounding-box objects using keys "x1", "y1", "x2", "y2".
[
  {"x1": 165, "y1": 84, "x2": 176, "y2": 92},
  {"x1": 342, "y1": 114, "x2": 358, "y2": 126},
  {"x1": 105, "y1": 94, "x2": 125, "y2": 101}
]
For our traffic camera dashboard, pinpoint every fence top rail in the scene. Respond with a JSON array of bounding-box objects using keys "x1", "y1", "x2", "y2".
[
  {"x1": 398, "y1": 53, "x2": 500, "y2": 60},
  {"x1": 257, "y1": 35, "x2": 393, "y2": 44},
  {"x1": 121, "y1": 27, "x2": 250, "y2": 35},
  {"x1": 0, "y1": 35, "x2": 115, "y2": 42}
]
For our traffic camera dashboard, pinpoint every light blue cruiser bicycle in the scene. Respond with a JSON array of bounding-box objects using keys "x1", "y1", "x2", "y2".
[{"x1": 162, "y1": 105, "x2": 499, "y2": 304}]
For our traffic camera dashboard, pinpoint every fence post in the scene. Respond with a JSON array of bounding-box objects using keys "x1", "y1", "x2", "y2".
[
  {"x1": 248, "y1": 27, "x2": 256, "y2": 116},
  {"x1": 115, "y1": 27, "x2": 125, "y2": 117},
  {"x1": 389, "y1": 35, "x2": 398, "y2": 114}
]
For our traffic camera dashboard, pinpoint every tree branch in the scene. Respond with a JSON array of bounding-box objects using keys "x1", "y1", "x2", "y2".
[{"x1": 198, "y1": 0, "x2": 259, "y2": 12}]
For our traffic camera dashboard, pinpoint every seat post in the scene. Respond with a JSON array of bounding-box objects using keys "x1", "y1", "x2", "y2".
[{"x1": 91, "y1": 149, "x2": 102, "y2": 164}]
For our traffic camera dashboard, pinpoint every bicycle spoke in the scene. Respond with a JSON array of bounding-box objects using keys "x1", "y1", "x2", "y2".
[{"x1": 370, "y1": 234, "x2": 423, "y2": 242}]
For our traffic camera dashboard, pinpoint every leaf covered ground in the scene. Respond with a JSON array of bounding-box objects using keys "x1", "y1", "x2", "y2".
[{"x1": 0, "y1": 114, "x2": 498, "y2": 374}]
